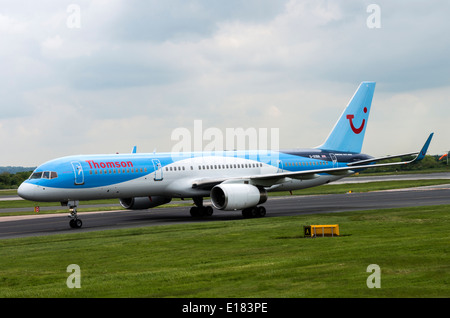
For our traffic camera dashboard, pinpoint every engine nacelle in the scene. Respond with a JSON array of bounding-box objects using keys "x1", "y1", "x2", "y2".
[
  {"x1": 119, "y1": 196, "x2": 171, "y2": 210},
  {"x1": 210, "y1": 183, "x2": 267, "y2": 211}
]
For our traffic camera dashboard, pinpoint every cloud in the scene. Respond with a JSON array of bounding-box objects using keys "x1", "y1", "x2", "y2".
[
  {"x1": 110, "y1": 0, "x2": 286, "y2": 42},
  {"x1": 0, "y1": 0, "x2": 449, "y2": 165}
]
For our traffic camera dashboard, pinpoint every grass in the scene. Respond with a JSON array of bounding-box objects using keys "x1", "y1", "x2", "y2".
[{"x1": 0, "y1": 205, "x2": 449, "y2": 298}]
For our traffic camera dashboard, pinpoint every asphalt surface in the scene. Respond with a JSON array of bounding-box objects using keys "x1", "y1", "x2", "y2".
[{"x1": 1, "y1": 181, "x2": 450, "y2": 240}]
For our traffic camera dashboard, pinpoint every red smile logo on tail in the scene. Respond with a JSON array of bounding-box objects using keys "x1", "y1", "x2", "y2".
[{"x1": 346, "y1": 107, "x2": 367, "y2": 134}]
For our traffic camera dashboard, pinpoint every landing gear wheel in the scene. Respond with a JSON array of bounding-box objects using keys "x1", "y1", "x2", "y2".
[
  {"x1": 190, "y1": 206, "x2": 199, "y2": 217},
  {"x1": 257, "y1": 206, "x2": 266, "y2": 217},
  {"x1": 242, "y1": 208, "x2": 252, "y2": 218},
  {"x1": 242, "y1": 206, "x2": 266, "y2": 218},
  {"x1": 190, "y1": 197, "x2": 214, "y2": 218},
  {"x1": 69, "y1": 218, "x2": 83, "y2": 229},
  {"x1": 189, "y1": 205, "x2": 214, "y2": 217},
  {"x1": 67, "y1": 200, "x2": 82, "y2": 229}
]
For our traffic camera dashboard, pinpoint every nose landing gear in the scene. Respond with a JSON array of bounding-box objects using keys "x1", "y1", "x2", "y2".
[{"x1": 64, "y1": 200, "x2": 83, "y2": 229}]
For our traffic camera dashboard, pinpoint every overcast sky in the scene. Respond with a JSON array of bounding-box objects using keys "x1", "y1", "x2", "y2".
[{"x1": 1, "y1": 0, "x2": 449, "y2": 166}]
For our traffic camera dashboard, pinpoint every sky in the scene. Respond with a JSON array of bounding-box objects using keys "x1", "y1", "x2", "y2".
[{"x1": 1, "y1": 0, "x2": 449, "y2": 166}]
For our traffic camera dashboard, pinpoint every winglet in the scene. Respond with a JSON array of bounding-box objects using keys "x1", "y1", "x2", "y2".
[
  {"x1": 131, "y1": 146, "x2": 137, "y2": 154},
  {"x1": 416, "y1": 133, "x2": 433, "y2": 161}
]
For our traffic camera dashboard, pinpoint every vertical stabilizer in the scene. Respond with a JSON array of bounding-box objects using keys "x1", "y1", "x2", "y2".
[{"x1": 317, "y1": 82, "x2": 375, "y2": 153}]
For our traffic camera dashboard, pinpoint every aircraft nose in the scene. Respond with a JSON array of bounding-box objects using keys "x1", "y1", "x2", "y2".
[{"x1": 17, "y1": 182, "x2": 37, "y2": 201}]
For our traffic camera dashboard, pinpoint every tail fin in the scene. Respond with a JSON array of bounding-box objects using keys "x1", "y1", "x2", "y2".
[{"x1": 317, "y1": 81, "x2": 376, "y2": 153}]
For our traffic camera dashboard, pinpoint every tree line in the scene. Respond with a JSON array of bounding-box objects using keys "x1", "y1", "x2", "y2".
[{"x1": 0, "y1": 171, "x2": 33, "y2": 189}]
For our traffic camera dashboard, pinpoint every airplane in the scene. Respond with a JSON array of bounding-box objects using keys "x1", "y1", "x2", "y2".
[{"x1": 17, "y1": 82, "x2": 434, "y2": 229}]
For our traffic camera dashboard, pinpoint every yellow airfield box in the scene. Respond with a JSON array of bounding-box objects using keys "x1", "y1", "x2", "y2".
[{"x1": 304, "y1": 224, "x2": 339, "y2": 237}]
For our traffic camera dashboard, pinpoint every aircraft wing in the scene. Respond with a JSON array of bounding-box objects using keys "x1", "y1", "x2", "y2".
[
  {"x1": 192, "y1": 178, "x2": 229, "y2": 190},
  {"x1": 191, "y1": 133, "x2": 433, "y2": 190},
  {"x1": 347, "y1": 132, "x2": 433, "y2": 166}
]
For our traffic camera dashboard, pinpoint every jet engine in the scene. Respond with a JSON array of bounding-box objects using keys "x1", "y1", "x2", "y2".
[
  {"x1": 210, "y1": 183, "x2": 267, "y2": 211},
  {"x1": 119, "y1": 196, "x2": 171, "y2": 210}
]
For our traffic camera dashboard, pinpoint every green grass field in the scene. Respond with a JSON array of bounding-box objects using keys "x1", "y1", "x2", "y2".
[{"x1": 1, "y1": 204, "x2": 449, "y2": 298}]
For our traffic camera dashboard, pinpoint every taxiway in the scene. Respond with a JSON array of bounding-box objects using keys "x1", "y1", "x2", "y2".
[{"x1": 1, "y1": 183, "x2": 449, "y2": 239}]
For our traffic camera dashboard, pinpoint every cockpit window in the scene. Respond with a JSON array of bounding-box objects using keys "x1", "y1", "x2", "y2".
[
  {"x1": 29, "y1": 171, "x2": 58, "y2": 180},
  {"x1": 30, "y1": 172, "x2": 43, "y2": 179}
]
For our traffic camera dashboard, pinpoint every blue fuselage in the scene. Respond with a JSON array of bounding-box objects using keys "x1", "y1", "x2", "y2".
[{"x1": 18, "y1": 149, "x2": 371, "y2": 202}]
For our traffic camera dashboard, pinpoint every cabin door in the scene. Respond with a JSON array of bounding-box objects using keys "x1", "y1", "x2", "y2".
[
  {"x1": 71, "y1": 161, "x2": 85, "y2": 185},
  {"x1": 152, "y1": 159, "x2": 163, "y2": 181}
]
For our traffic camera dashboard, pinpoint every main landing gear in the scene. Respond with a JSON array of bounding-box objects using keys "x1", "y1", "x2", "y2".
[
  {"x1": 63, "y1": 200, "x2": 83, "y2": 229},
  {"x1": 242, "y1": 206, "x2": 266, "y2": 218},
  {"x1": 190, "y1": 197, "x2": 213, "y2": 217},
  {"x1": 189, "y1": 197, "x2": 267, "y2": 219}
]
